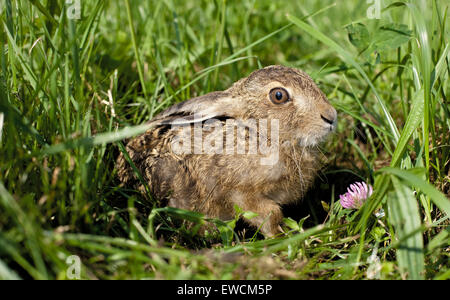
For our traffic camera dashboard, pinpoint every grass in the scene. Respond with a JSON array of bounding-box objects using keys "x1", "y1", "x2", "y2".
[{"x1": 0, "y1": 0, "x2": 448, "y2": 280}]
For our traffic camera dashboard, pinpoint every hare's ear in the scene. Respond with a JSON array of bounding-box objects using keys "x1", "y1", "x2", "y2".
[{"x1": 154, "y1": 91, "x2": 238, "y2": 125}]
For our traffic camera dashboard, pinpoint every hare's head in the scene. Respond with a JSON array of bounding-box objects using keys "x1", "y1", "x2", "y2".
[
  {"x1": 157, "y1": 65, "x2": 336, "y2": 148},
  {"x1": 228, "y1": 65, "x2": 337, "y2": 147}
]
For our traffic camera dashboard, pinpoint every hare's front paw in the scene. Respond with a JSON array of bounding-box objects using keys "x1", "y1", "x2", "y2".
[{"x1": 238, "y1": 199, "x2": 283, "y2": 238}]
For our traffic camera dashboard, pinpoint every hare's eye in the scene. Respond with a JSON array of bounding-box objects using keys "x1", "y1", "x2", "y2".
[{"x1": 269, "y1": 88, "x2": 290, "y2": 104}]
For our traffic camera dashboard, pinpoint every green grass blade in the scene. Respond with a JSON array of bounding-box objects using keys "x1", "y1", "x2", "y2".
[
  {"x1": 380, "y1": 167, "x2": 450, "y2": 217},
  {"x1": 390, "y1": 89, "x2": 424, "y2": 168},
  {"x1": 41, "y1": 123, "x2": 153, "y2": 155},
  {"x1": 333, "y1": 102, "x2": 394, "y2": 138},
  {"x1": 124, "y1": 0, "x2": 148, "y2": 99},
  {"x1": 0, "y1": 183, "x2": 48, "y2": 279},
  {"x1": 28, "y1": 0, "x2": 58, "y2": 25},
  {"x1": 3, "y1": 23, "x2": 38, "y2": 90},
  {"x1": 387, "y1": 2, "x2": 434, "y2": 177},
  {"x1": 432, "y1": 43, "x2": 449, "y2": 89},
  {"x1": 388, "y1": 176, "x2": 425, "y2": 279}
]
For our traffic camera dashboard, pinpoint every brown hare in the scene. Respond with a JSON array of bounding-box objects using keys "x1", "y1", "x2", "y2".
[{"x1": 116, "y1": 65, "x2": 337, "y2": 237}]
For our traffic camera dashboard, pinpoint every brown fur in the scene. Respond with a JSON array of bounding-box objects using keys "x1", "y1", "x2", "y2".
[{"x1": 116, "y1": 65, "x2": 337, "y2": 236}]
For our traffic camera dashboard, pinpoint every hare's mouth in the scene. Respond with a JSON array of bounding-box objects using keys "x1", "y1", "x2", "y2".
[{"x1": 297, "y1": 126, "x2": 334, "y2": 147}]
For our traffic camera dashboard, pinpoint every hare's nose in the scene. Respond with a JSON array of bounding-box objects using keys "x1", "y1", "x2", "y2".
[{"x1": 321, "y1": 107, "x2": 337, "y2": 126}]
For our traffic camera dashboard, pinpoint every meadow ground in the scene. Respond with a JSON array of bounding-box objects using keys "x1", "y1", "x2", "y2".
[{"x1": 0, "y1": 0, "x2": 449, "y2": 280}]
